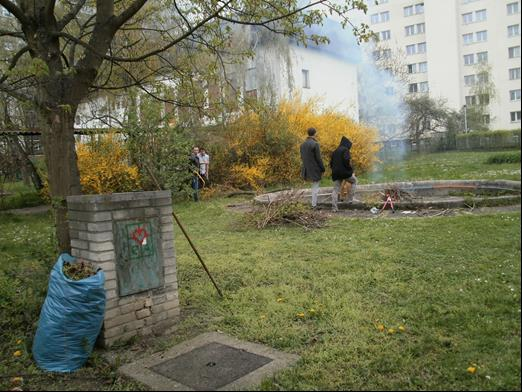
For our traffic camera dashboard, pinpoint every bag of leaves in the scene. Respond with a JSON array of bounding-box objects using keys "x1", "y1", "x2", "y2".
[{"x1": 32, "y1": 253, "x2": 105, "y2": 372}]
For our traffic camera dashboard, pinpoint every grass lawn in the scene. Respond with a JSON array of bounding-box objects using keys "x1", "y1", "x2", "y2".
[
  {"x1": 0, "y1": 149, "x2": 520, "y2": 390},
  {"x1": 358, "y1": 149, "x2": 521, "y2": 184}
]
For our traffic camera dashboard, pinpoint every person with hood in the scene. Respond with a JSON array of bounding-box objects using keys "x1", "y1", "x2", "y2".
[
  {"x1": 300, "y1": 127, "x2": 325, "y2": 209},
  {"x1": 330, "y1": 136, "x2": 358, "y2": 212}
]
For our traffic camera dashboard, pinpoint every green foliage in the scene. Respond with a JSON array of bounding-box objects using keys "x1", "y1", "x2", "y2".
[
  {"x1": 456, "y1": 129, "x2": 521, "y2": 139},
  {"x1": 486, "y1": 151, "x2": 521, "y2": 164},
  {"x1": 124, "y1": 93, "x2": 194, "y2": 199},
  {"x1": 0, "y1": 191, "x2": 44, "y2": 211}
]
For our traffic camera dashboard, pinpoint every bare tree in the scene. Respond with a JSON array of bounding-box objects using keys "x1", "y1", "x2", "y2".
[
  {"x1": 0, "y1": 0, "x2": 371, "y2": 251},
  {"x1": 405, "y1": 95, "x2": 450, "y2": 148}
]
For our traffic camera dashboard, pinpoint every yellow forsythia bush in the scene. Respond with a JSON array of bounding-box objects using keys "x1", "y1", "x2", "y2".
[
  {"x1": 212, "y1": 98, "x2": 380, "y2": 190},
  {"x1": 76, "y1": 134, "x2": 141, "y2": 194}
]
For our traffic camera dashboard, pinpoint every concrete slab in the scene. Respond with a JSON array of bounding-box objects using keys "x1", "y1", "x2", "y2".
[{"x1": 117, "y1": 332, "x2": 300, "y2": 391}]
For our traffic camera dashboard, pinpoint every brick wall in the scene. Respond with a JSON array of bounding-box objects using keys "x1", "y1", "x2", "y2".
[{"x1": 66, "y1": 191, "x2": 179, "y2": 347}]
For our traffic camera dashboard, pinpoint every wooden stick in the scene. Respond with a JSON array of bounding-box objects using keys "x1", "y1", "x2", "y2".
[{"x1": 144, "y1": 163, "x2": 223, "y2": 298}]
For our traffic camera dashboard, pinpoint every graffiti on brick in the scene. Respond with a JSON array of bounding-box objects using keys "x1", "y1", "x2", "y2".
[{"x1": 114, "y1": 218, "x2": 164, "y2": 296}]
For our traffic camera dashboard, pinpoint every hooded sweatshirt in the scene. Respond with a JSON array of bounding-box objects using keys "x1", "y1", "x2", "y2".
[{"x1": 330, "y1": 136, "x2": 354, "y2": 181}]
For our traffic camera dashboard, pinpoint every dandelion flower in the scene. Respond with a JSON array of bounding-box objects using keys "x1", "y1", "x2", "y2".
[
  {"x1": 296, "y1": 312, "x2": 305, "y2": 318},
  {"x1": 398, "y1": 326, "x2": 406, "y2": 332},
  {"x1": 387, "y1": 328, "x2": 396, "y2": 334},
  {"x1": 16, "y1": 339, "x2": 23, "y2": 345},
  {"x1": 13, "y1": 350, "x2": 22, "y2": 357},
  {"x1": 276, "y1": 298, "x2": 284, "y2": 303},
  {"x1": 467, "y1": 366, "x2": 477, "y2": 374},
  {"x1": 377, "y1": 324, "x2": 385, "y2": 332}
]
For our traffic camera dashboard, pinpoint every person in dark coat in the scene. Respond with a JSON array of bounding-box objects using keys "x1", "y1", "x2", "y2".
[
  {"x1": 189, "y1": 146, "x2": 201, "y2": 201},
  {"x1": 330, "y1": 136, "x2": 358, "y2": 211},
  {"x1": 300, "y1": 127, "x2": 325, "y2": 208}
]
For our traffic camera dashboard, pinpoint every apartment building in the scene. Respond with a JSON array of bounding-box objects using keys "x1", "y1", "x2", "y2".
[{"x1": 367, "y1": 0, "x2": 521, "y2": 130}]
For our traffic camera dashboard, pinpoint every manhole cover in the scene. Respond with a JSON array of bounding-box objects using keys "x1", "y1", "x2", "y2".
[{"x1": 149, "y1": 342, "x2": 272, "y2": 391}]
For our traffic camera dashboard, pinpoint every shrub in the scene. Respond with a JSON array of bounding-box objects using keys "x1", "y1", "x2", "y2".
[
  {"x1": 0, "y1": 191, "x2": 43, "y2": 211},
  {"x1": 212, "y1": 98, "x2": 380, "y2": 190},
  {"x1": 486, "y1": 151, "x2": 521, "y2": 164},
  {"x1": 124, "y1": 94, "x2": 194, "y2": 199},
  {"x1": 76, "y1": 133, "x2": 141, "y2": 194}
]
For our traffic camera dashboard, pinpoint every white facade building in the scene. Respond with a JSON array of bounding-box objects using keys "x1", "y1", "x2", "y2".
[
  {"x1": 367, "y1": 0, "x2": 521, "y2": 130},
  {"x1": 246, "y1": 39, "x2": 360, "y2": 121}
]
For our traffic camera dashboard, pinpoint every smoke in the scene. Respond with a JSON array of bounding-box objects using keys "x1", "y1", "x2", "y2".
[{"x1": 302, "y1": 18, "x2": 409, "y2": 165}]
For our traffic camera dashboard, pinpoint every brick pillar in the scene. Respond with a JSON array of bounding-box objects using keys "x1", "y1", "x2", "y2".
[{"x1": 66, "y1": 191, "x2": 179, "y2": 347}]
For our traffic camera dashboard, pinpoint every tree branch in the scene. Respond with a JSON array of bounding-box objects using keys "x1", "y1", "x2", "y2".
[
  {"x1": 57, "y1": 0, "x2": 87, "y2": 30},
  {"x1": 0, "y1": 0, "x2": 30, "y2": 26},
  {"x1": 0, "y1": 46, "x2": 30, "y2": 84}
]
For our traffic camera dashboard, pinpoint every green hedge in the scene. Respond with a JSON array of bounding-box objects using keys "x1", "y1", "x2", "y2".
[
  {"x1": 456, "y1": 129, "x2": 521, "y2": 139},
  {"x1": 0, "y1": 191, "x2": 44, "y2": 211},
  {"x1": 456, "y1": 129, "x2": 521, "y2": 150},
  {"x1": 486, "y1": 151, "x2": 521, "y2": 164}
]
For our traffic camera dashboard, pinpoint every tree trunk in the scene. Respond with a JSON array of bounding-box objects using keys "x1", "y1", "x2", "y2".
[{"x1": 40, "y1": 108, "x2": 82, "y2": 253}]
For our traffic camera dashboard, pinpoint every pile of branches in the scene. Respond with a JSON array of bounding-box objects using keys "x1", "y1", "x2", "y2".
[
  {"x1": 63, "y1": 260, "x2": 97, "y2": 281},
  {"x1": 245, "y1": 191, "x2": 326, "y2": 230},
  {"x1": 381, "y1": 187, "x2": 415, "y2": 202}
]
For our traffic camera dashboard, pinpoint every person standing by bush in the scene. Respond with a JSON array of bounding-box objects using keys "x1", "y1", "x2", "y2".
[
  {"x1": 330, "y1": 136, "x2": 358, "y2": 212},
  {"x1": 189, "y1": 146, "x2": 201, "y2": 201},
  {"x1": 300, "y1": 127, "x2": 325, "y2": 209},
  {"x1": 198, "y1": 147, "x2": 210, "y2": 184}
]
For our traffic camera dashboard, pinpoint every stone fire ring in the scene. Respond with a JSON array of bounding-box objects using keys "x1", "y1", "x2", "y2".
[{"x1": 254, "y1": 180, "x2": 521, "y2": 210}]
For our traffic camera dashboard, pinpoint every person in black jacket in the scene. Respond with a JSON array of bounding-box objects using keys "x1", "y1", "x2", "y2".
[
  {"x1": 330, "y1": 136, "x2": 358, "y2": 212},
  {"x1": 300, "y1": 127, "x2": 325, "y2": 209}
]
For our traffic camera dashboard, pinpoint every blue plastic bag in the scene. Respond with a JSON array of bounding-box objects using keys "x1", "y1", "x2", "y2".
[{"x1": 33, "y1": 253, "x2": 105, "y2": 372}]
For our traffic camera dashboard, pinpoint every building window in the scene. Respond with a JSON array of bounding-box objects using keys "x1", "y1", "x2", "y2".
[
  {"x1": 475, "y1": 9, "x2": 487, "y2": 22},
  {"x1": 477, "y1": 51, "x2": 488, "y2": 63},
  {"x1": 417, "y1": 42, "x2": 427, "y2": 53},
  {"x1": 407, "y1": 64, "x2": 417, "y2": 74},
  {"x1": 477, "y1": 72, "x2": 488, "y2": 83},
  {"x1": 371, "y1": 13, "x2": 379, "y2": 24},
  {"x1": 408, "y1": 83, "x2": 418, "y2": 93},
  {"x1": 417, "y1": 23, "x2": 425, "y2": 34},
  {"x1": 508, "y1": 24, "x2": 520, "y2": 37},
  {"x1": 464, "y1": 54, "x2": 475, "y2": 65},
  {"x1": 475, "y1": 30, "x2": 487, "y2": 42},
  {"x1": 302, "y1": 69, "x2": 310, "y2": 89},
  {"x1": 405, "y1": 25, "x2": 415, "y2": 36},
  {"x1": 418, "y1": 62, "x2": 428, "y2": 73},
  {"x1": 483, "y1": 114, "x2": 490, "y2": 124},
  {"x1": 419, "y1": 81, "x2": 429, "y2": 93},
  {"x1": 462, "y1": 12, "x2": 473, "y2": 24},
  {"x1": 464, "y1": 75, "x2": 476, "y2": 86},
  {"x1": 509, "y1": 46, "x2": 521, "y2": 58},
  {"x1": 381, "y1": 30, "x2": 391, "y2": 40},
  {"x1": 479, "y1": 94, "x2": 490, "y2": 105},
  {"x1": 404, "y1": 3, "x2": 424, "y2": 16},
  {"x1": 463, "y1": 33, "x2": 474, "y2": 45},
  {"x1": 510, "y1": 89, "x2": 521, "y2": 101},
  {"x1": 381, "y1": 11, "x2": 390, "y2": 22},
  {"x1": 509, "y1": 67, "x2": 521, "y2": 80},
  {"x1": 511, "y1": 111, "x2": 522, "y2": 122},
  {"x1": 465, "y1": 95, "x2": 477, "y2": 106},
  {"x1": 406, "y1": 44, "x2": 416, "y2": 55},
  {"x1": 507, "y1": 2, "x2": 519, "y2": 15}
]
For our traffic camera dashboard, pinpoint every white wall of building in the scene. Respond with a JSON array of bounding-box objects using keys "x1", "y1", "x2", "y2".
[
  {"x1": 252, "y1": 43, "x2": 360, "y2": 122},
  {"x1": 367, "y1": 0, "x2": 521, "y2": 130}
]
